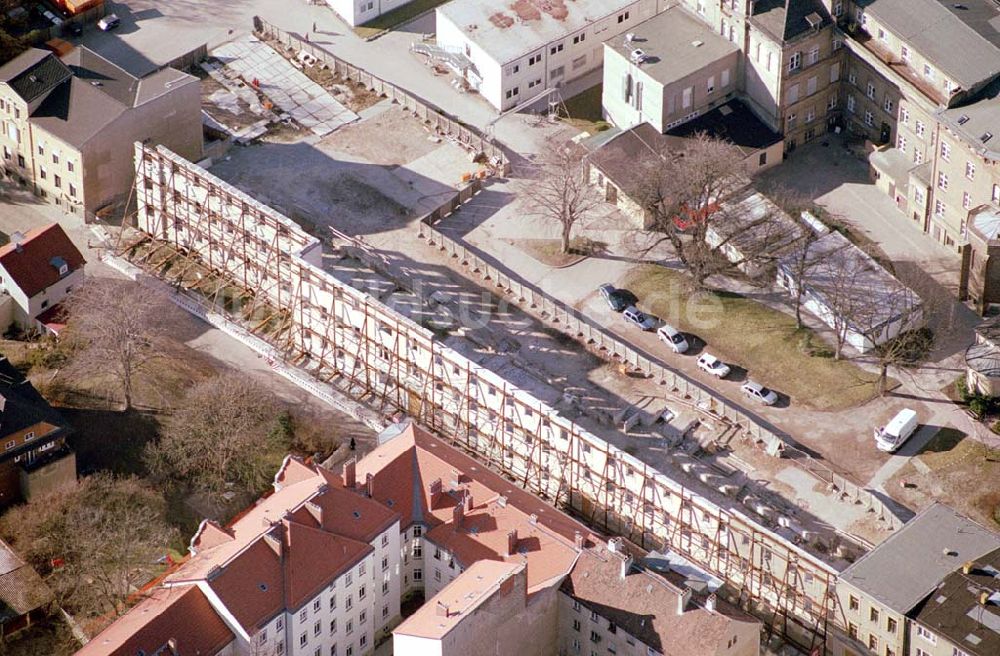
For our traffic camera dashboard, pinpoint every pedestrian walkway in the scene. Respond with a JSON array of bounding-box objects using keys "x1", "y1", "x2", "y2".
[{"x1": 213, "y1": 35, "x2": 358, "y2": 137}]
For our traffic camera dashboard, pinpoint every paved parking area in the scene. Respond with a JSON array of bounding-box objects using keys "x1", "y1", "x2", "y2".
[{"x1": 212, "y1": 36, "x2": 358, "y2": 136}]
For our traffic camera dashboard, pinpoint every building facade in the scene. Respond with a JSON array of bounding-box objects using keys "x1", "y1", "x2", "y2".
[{"x1": 0, "y1": 47, "x2": 201, "y2": 217}]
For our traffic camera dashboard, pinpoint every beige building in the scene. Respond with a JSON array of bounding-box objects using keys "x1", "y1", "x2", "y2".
[
  {"x1": 0, "y1": 47, "x2": 201, "y2": 217},
  {"x1": 829, "y1": 504, "x2": 1000, "y2": 656},
  {"x1": 601, "y1": 5, "x2": 740, "y2": 132}
]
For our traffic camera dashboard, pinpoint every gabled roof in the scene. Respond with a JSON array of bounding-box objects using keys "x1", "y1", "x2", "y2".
[
  {"x1": 0, "y1": 356, "x2": 68, "y2": 446},
  {"x1": 0, "y1": 224, "x2": 85, "y2": 298},
  {"x1": 74, "y1": 586, "x2": 234, "y2": 656},
  {"x1": 0, "y1": 49, "x2": 71, "y2": 103},
  {"x1": 0, "y1": 538, "x2": 52, "y2": 622},
  {"x1": 840, "y1": 503, "x2": 1000, "y2": 613},
  {"x1": 563, "y1": 541, "x2": 759, "y2": 656}
]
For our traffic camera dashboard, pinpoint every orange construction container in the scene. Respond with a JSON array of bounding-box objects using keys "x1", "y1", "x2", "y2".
[
  {"x1": 51, "y1": 0, "x2": 104, "y2": 16},
  {"x1": 44, "y1": 38, "x2": 74, "y2": 57}
]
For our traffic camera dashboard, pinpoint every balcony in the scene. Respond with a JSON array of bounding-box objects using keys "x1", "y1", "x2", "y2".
[{"x1": 838, "y1": 21, "x2": 949, "y2": 108}]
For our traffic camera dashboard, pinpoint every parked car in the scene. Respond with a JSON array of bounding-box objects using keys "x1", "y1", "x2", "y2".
[
  {"x1": 742, "y1": 381, "x2": 779, "y2": 405},
  {"x1": 697, "y1": 353, "x2": 730, "y2": 378},
  {"x1": 622, "y1": 306, "x2": 656, "y2": 331},
  {"x1": 657, "y1": 324, "x2": 689, "y2": 353},
  {"x1": 599, "y1": 283, "x2": 629, "y2": 312},
  {"x1": 98, "y1": 14, "x2": 120, "y2": 31},
  {"x1": 873, "y1": 408, "x2": 918, "y2": 452},
  {"x1": 66, "y1": 22, "x2": 83, "y2": 36}
]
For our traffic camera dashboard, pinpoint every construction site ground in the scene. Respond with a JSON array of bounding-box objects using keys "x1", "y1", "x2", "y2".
[{"x1": 198, "y1": 107, "x2": 898, "y2": 553}]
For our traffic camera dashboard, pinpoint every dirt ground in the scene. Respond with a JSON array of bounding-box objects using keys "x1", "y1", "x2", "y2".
[
  {"x1": 209, "y1": 105, "x2": 472, "y2": 237},
  {"x1": 887, "y1": 426, "x2": 1000, "y2": 528}
]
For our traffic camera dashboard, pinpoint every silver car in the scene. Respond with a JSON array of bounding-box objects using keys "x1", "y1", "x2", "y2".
[
  {"x1": 622, "y1": 306, "x2": 656, "y2": 331},
  {"x1": 742, "y1": 381, "x2": 779, "y2": 405}
]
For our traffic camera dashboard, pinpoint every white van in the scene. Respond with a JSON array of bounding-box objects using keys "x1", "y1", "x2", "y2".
[{"x1": 874, "y1": 408, "x2": 918, "y2": 452}]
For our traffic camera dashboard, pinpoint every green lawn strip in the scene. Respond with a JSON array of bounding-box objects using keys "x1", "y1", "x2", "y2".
[
  {"x1": 619, "y1": 265, "x2": 885, "y2": 411},
  {"x1": 353, "y1": 0, "x2": 451, "y2": 37},
  {"x1": 562, "y1": 85, "x2": 611, "y2": 133}
]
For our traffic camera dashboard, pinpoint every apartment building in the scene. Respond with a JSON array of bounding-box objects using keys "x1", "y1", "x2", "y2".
[
  {"x1": 906, "y1": 547, "x2": 1000, "y2": 656},
  {"x1": 560, "y1": 537, "x2": 760, "y2": 656},
  {"x1": 435, "y1": 0, "x2": 666, "y2": 111},
  {"x1": 601, "y1": 5, "x2": 740, "y2": 132},
  {"x1": 80, "y1": 421, "x2": 762, "y2": 656},
  {"x1": 0, "y1": 47, "x2": 201, "y2": 217},
  {"x1": 829, "y1": 504, "x2": 1000, "y2": 656}
]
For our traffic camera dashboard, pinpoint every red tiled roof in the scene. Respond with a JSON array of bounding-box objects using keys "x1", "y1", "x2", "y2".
[
  {"x1": 283, "y1": 519, "x2": 371, "y2": 611},
  {"x1": 206, "y1": 538, "x2": 284, "y2": 631},
  {"x1": 0, "y1": 224, "x2": 85, "y2": 298},
  {"x1": 75, "y1": 586, "x2": 234, "y2": 656}
]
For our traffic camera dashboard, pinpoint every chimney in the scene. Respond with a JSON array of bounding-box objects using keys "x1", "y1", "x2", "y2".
[
  {"x1": 506, "y1": 529, "x2": 519, "y2": 556},
  {"x1": 167, "y1": 638, "x2": 178, "y2": 656},
  {"x1": 449, "y1": 468, "x2": 461, "y2": 488},
  {"x1": 705, "y1": 593, "x2": 717, "y2": 613},
  {"x1": 619, "y1": 554, "x2": 634, "y2": 580},
  {"x1": 963, "y1": 561, "x2": 975, "y2": 575},
  {"x1": 453, "y1": 502, "x2": 464, "y2": 529},
  {"x1": 429, "y1": 478, "x2": 443, "y2": 509},
  {"x1": 365, "y1": 473, "x2": 374, "y2": 498},
  {"x1": 465, "y1": 492, "x2": 474, "y2": 511},
  {"x1": 529, "y1": 513, "x2": 538, "y2": 525},
  {"x1": 981, "y1": 591, "x2": 991, "y2": 606},
  {"x1": 0, "y1": 394, "x2": 6, "y2": 413},
  {"x1": 677, "y1": 587, "x2": 691, "y2": 615},
  {"x1": 608, "y1": 537, "x2": 624, "y2": 555},
  {"x1": 10, "y1": 231, "x2": 23, "y2": 252},
  {"x1": 574, "y1": 531, "x2": 584, "y2": 549},
  {"x1": 342, "y1": 458, "x2": 356, "y2": 489},
  {"x1": 436, "y1": 601, "x2": 449, "y2": 617}
]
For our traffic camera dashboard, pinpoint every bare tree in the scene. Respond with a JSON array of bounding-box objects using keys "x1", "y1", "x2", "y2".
[
  {"x1": 145, "y1": 373, "x2": 282, "y2": 496},
  {"x1": 635, "y1": 134, "x2": 795, "y2": 288},
  {"x1": 62, "y1": 279, "x2": 175, "y2": 411},
  {"x1": 532, "y1": 142, "x2": 601, "y2": 254},
  {"x1": 0, "y1": 474, "x2": 177, "y2": 621}
]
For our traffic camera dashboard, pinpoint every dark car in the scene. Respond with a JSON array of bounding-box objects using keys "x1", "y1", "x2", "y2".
[
  {"x1": 598, "y1": 284, "x2": 637, "y2": 313},
  {"x1": 67, "y1": 22, "x2": 83, "y2": 36}
]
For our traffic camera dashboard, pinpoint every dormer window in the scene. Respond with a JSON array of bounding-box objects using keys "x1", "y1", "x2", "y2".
[
  {"x1": 59, "y1": 264, "x2": 68, "y2": 276},
  {"x1": 50, "y1": 256, "x2": 69, "y2": 277}
]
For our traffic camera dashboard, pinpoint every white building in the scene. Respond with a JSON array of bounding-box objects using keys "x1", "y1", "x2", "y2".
[
  {"x1": 435, "y1": 0, "x2": 667, "y2": 111},
  {"x1": 323, "y1": 0, "x2": 412, "y2": 28},
  {"x1": 0, "y1": 223, "x2": 85, "y2": 335}
]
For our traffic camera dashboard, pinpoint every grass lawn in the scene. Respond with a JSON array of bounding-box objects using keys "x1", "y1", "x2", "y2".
[
  {"x1": 620, "y1": 265, "x2": 888, "y2": 411},
  {"x1": 561, "y1": 84, "x2": 611, "y2": 134},
  {"x1": 888, "y1": 428, "x2": 1000, "y2": 527},
  {"x1": 353, "y1": 0, "x2": 449, "y2": 38},
  {"x1": 513, "y1": 237, "x2": 605, "y2": 267}
]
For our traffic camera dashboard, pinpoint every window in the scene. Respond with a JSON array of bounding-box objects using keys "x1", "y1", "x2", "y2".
[
  {"x1": 830, "y1": 62, "x2": 840, "y2": 83},
  {"x1": 807, "y1": 46, "x2": 819, "y2": 65},
  {"x1": 382, "y1": 556, "x2": 388, "y2": 571},
  {"x1": 914, "y1": 149, "x2": 924, "y2": 164},
  {"x1": 924, "y1": 64, "x2": 934, "y2": 80},
  {"x1": 849, "y1": 69, "x2": 857, "y2": 84},
  {"x1": 617, "y1": 11, "x2": 629, "y2": 23},
  {"x1": 37, "y1": 144, "x2": 43, "y2": 156},
  {"x1": 573, "y1": 619, "x2": 581, "y2": 632},
  {"x1": 682, "y1": 87, "x2": 692, "y2": 109},
  {"x1": 529, "y1": 54, "x2": 540, "y2": 66},
  {"x1": 963, "y1": 192, "x2": 972, "y2": 209},
  {"x1": 827, "y1": 96, "x2": 838, "y2": 110},
  {"x1": 300, "y1": 634, "x2": 308, "y2": 647},
  {"x1": 572, "y1": 33, "x2": 585, "y2": 44},
  {"x1": 346, "y1": 573, "x2": 352, "y2": 586},
  {"x1": 870, "y1": 608, "x2": 879, "y2": 623},
  {"x1": 591, "y1": 611, "x2": 598, "y2": 622},
  {"x1": 833, "y1": 39, "x2": 842, "y2": 51},
  {"x1": 590, "y1": 630, "x2": 600, "y2": 643},
  {"x1": 721, "y1": 68, "x2": 730, "y2": 87},
  {"x1": 884, "y1": 98, "x2": 893, "y2": 113},
  {"x1": 360, "y1": 635, "x2": 367, "y2": 648},
  {"x1": 23, "y1": 432, "x2": 34, "y2": 441},
  {"x1": 899, "y1": 106, "x2": 909, "y2": 124},
  {"x1": 67, "y1": 161, "x2": 73, "y2": 172},
  {"x1": 787, "y1": 84, "x2": 799, "y2": 104},
  {"x1": 707, "y1": 76, "x2": 715, "y2": 94},
  {"x1": 346, "y1": 620, "x2": 353, "y2": 635},
  {"x1": 916, "y1": 626, "x2": 936, "y2": 643},
  {"x1": 358, "y1": 563, "x2": 366, "y2": 577},
  {"x1": 314, "y1": 599, "x2": 321, "y2": 612},
  {"x1": 993, "y1": 184, "x2": 1000, "y2": 203},
  {"x1": 901, "y1": 45, "x2": 910, "y2": 61},
  {"x1": 413, "y1": 569, "x2": 422, "y2": 581},
  {"x1": 807, "y1": 76, "x2": 817, "y2": 95},
  {"x1": 346, "y1": 595, "x2": 352, "y2": 610},
  {"x1": 848, "y1": 623, "x2": 858, "y2": 639},
  {"x1": 359, "y1": 610, "x2": 366, "y2": 624},
  {"x1": 358, "y1": 586, "x2": 366, "y2": 600},
  {"x1": 300, "y1": 609, "x2": 308, "y2": 622},
  {"x1": 52, "y1": 152, "x2": 58, "y2": 164},
  {"x1": 767, "y1": 52, "x2": 774, "y2": 73},
  {"x1": 789, "y1": 52, "x2": 801, "y2": 71},
  {"x1": 941, "y1": 141, "x2": 951, "y2": 161},
  {"x1": 413, "y1": 545, "x2": 422, "y2": 558},
  {"x1": 868, "y1": 634, "x2": 878, "y2": 650},
  {"x1": 952, "y1": 648, "x2": 970, "y2": 656},
  {"x1": 847, "y1": 95, "x2": 856, "y2": 113},
  {"x1": 331, "y1": 619, "x2": 337, "y2": 634},
  {"x1": 864, "y1": 110, "x2": 874, "y2": 126},
  {"x1": 915, "y1": 650, "x2": 930, "y2": 656},
  {"x1": 897, "y1": 135, "x2": 907, "y2": 152},
  {"x1": 849, "y1": 596, "x2": 860, "y2": 611},
  {"x1": 915, "y1": 120, "x2": 926, "y2": 137},
  {"x1": 867, "y1": 82, "x2": 876, "y2": 100},
  {"x1": 966, "y1": 161, "x2": 976, "y2": 180},
  {"x1": 573, "y1": 601, "x2": 581, "y2": 612},
  {"x1": 805, "y1": 109, "x2": 815, "y2": 123},
  {"x1": 39, "y1": 166, "x2": 46, "y2": 180},
  {"x1": 914, "y1": 187, "x2": 925, "y2": 205},
  {"x1": 277, "y1": 618, "x2": 284, "y2": 631},
  {"x1": 382, "y1": 580, "x2": 389, "y2": 594},
  {"x1": 549, "y1": 44, "x2": 563, "y2": 55},
  {"x1": 314, "y1": 621, "x2": 321, "y2": 636},
  {"x1": 938, "y1": 172, "x2": 949, "y2": 191},
  {"x1": 935, "y1": 199, "x2": 946, "y2": 216},
  {"x1": 330, "y1": 594, "x2": 337, "y2": 610},
  {"x1": 434, "y1": 569, "x2": 441, "y2": 581},
  {"x1": 572, "y1": 55, "x2": 586, "y2": 70}
]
